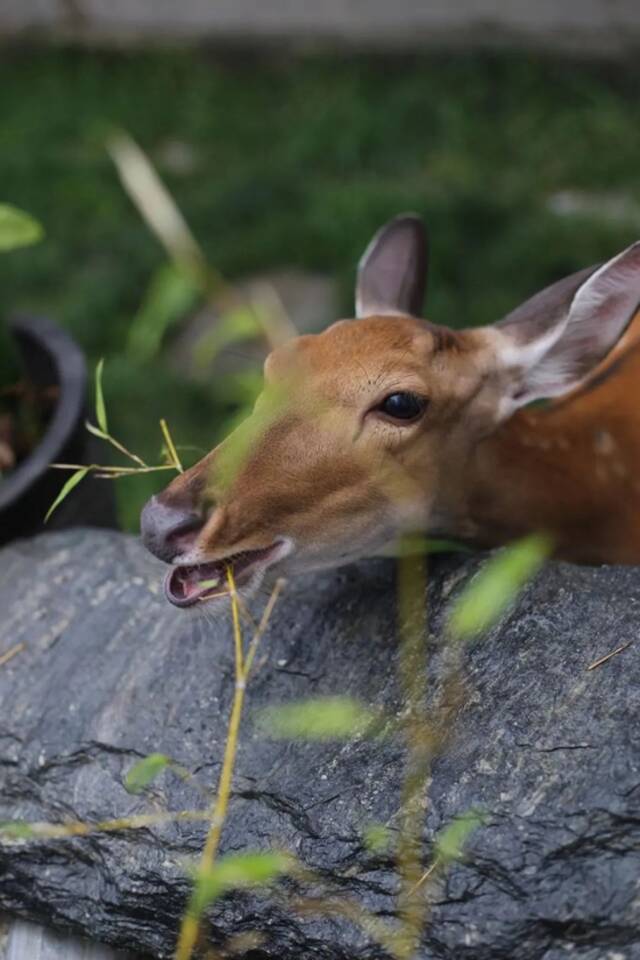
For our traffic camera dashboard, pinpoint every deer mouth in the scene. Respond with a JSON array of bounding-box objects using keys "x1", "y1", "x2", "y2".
[{"x1": 164, "y1": 542, "x2": 287, "y2": 608}]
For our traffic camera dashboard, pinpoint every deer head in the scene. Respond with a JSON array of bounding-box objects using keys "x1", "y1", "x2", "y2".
[{"x1": 141, "y1": 215, "x2": 640, "y2": 606}]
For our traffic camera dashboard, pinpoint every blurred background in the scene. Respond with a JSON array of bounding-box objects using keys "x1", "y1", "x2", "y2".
[{"x1": 2, "y1": 1, "x2": 640, "y2": 530}]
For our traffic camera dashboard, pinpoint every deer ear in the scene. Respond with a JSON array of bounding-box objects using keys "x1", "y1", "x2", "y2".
[
  {"x1": 489, "y1": 242, "x2": 640, "y2": 414},
  {"x1": 355, "y1": 214, "x2": 428, "y2": 318}
]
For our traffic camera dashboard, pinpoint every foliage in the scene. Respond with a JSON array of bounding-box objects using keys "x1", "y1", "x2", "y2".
[
  {"x1": 433, "y1": 810, "x2": 484, "y2": 865},
  {"x1": 3, "y1": 49, "x2": 640, "y2": 525},
  {"x1": 124, "y1": 753, "x2": 171, "y2": 794},
  {"x1": 0, "y1": 204, "x2": 44, "y2": 252},
  {"x1": 44, "y1": 466, "x2": 89, "y2": 522},
  {"x1": 45, "y1": 359, "x2": 181, "y2": 520},
  {"x1": 448, "y1": 533, "x2": 552, "y2": 641},
  {"x1": 363, "y1": 823, "x2": 393, "y2": 854},
  {"x1": 259, "y1": 696, "x2": 379, "y2": 740},
  {"x1": 3, "y1": 48, "x2": 570, "y2": 958},
  {"x1": 189, "y1": 851, "x2": 293, "y2": 916}
]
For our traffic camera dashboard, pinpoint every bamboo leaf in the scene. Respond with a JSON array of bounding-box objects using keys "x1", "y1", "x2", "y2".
[
  {"x1": 193, "y1": 305, "x2": 262, "y2": 372},
  {"x1": 127, "y1": 262, "x2": 200, "y2": 363},
  {"x1": 45, "y1": 467, "x2": 89, "y2": 522},
  {"x1": 84, "y1": 421, "x2": 110, "y2": 441},
  {"x1": 0, "y1": 820, "x2": 35, "y2": 839},
  {"x1": 448, "y1": 533, "x2": 552, "y2": 642},
  {"x1": 190, "y1": 851, "x2": 292, "y2": 916},
  {"x1": 434, "y1": 810, "x2": 484, "y2": 865},
  {"x1": 159, "y1": 418, "x2": 183, "y2": 472},
  {"x1": 85, "y1": 419, "x2": 147, "y2": 467},
  {"x1": 0, "y1": 204, "x2": 44, "y2": 252},
  {"x1": 124, "y1": 753, "x2": 171, "y2": 794},
  {"x1": 259, "y1": 696, "x2": 378, "y2": 741},
  {"x1": 95, "y1": 358, "x2": 108, "y2": 433},
  {"x1": 363, "y1": 823, "x2": 392, "y2": 854}
]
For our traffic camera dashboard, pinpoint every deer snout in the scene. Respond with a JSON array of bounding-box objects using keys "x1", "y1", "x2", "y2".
[{"x1": 140, "y1": 495, "x2": 204, "y2": 564}]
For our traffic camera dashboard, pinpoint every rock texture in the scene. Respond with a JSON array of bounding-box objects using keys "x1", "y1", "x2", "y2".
[{"x1": 1, "y1": 529, "x2": 639, "y2": 959}]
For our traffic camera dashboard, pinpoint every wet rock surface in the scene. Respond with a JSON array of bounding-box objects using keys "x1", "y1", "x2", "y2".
[{"x1": 0, "y1": 529, "x2": 639, "y2": 959}]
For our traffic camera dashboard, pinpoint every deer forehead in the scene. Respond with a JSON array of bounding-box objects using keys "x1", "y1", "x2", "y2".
[{"x1": 263, "y1": 315, "x2": 471, "y2": 402}]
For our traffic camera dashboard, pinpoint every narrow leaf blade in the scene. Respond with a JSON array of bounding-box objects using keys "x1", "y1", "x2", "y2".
[
  {"x1": 95, "y1": 359, "x2": 108, "y2": 433},
  {"x1": 259, "y1": 696, "x2": 378, "y2": 741},
  {"x1": 0, "y1": 820, "x2": 35, "y2": 839},
  {"x1": 124, "y1": 753, "x2": 171, "y2": 794},
  {"x1": 434, "y1": 810, "x2": 484, "y2": 865},
  {"x1": 0, "y1": 204, "x2": 44, "y2": 252},
  {"x1": 45, "y1": 467, "x2": 89, "y2": 522},
  {"x1": 84, "y1": 421, "x2": 110, "y2": 441},
  {"x1": 448, "y1": 533, "x2": 552, "y2": 642},
  {"x1": 190, "y1": 851, "x2": 292, "y2": 916},
  {"x1": 363, "y1": 823, "x2": 393, "y2": 854}
]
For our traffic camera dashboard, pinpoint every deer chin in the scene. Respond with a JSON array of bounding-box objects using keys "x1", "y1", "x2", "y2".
[{"x1": 164, "y1": 539, "x2": 291, "y2": 608}]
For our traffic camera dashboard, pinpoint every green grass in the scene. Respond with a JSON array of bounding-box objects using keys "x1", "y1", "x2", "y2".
[{"x1": 2, "y1": 47, "x2": 640, "y2": 528}]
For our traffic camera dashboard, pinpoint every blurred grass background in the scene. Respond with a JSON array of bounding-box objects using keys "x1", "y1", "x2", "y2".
[{"x1": 2, "y1": 48, "x2": 640, "y2": 528}]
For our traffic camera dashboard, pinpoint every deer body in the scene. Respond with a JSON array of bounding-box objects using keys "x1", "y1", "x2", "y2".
[
  {"x1": 450, "y1": 333, "x2": 640, "y2": 563},
  {"x1": 140, "y1": 216, "x2": 640, "y2": 607}
]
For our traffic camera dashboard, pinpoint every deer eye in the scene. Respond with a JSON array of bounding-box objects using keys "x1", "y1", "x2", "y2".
[{"x1": 375, "y1": 392, "x2": 427, "y2": 422}]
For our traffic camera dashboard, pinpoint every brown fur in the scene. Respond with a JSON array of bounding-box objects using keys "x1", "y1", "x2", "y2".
[
  {"x1": 145, "y1": 212, "x2": 640, "y2": 577},
  {"x1": 462, "y1": 317, "x2": 640, "y2": 563},
  {"x1": 153, "y1": 306, "x2": 640, "y2": 570}
]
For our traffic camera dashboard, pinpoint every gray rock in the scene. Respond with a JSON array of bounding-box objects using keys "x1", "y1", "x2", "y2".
[{"x1": 0, "y1": 529, "x2": 639, "y2": 959}]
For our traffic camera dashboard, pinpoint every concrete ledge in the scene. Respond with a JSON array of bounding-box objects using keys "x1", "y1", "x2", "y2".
[{"x1": 2, "y1": 0, "x2": 640, "y2": 55}]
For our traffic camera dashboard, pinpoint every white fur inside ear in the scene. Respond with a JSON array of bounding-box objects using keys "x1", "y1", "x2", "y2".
[
  {"x1": 492, "y1": 241, "x2": 640, "y2": 412},
  {"x1": 567, "y1": 242, "x2": 640, "y2": 341},
  {"x1": 491, "y1": 321, "x2": 569, "y2": 416},
  {"x1": 493, "y1": 321, "x2": 567, "y2": 374}
]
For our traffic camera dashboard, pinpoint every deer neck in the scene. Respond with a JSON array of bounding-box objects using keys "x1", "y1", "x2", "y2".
[{"x1": 442, "y1": 344, "x2": 640, "y2": 563}]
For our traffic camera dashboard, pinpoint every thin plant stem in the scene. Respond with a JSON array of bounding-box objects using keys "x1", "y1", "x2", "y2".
[
  {"x1": 51, "y1": 463, "x2": 175, "y2": 476},
  {"x1": 174, "y1": 571, "x2": 282, "y2": 960},
  {"x1": 1, "y1": 809, "x2": 211, "y2": 842},
  {"x1": 160, "y1": 418, "x2": 184, "y2": 473},
  {"x1": 228, "y1": 567, "x2": 245, "y2": 677},
  {"x1": 0, "y1": 642, "x2": 24, "y2": 667},
  {"x1": 409, "y1": 858, "x2": 439, "y2": 896},
  {"x1": 103, "y1": 432, "x2": 148, "y2": 467},
  {"x1": 244, "y1": 578, "x2": 285, "y2": 677}
]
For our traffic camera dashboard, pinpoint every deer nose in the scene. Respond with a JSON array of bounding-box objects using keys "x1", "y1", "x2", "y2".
[{"x1": 140, "y1": 496, "x2": 204, "y2": 563}]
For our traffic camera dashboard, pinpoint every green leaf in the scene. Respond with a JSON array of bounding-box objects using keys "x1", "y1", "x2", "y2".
[
  {"x1": 124, "y1": 753, "x2": 170, "y2": 793},
  {"x1": 0, "y1": 204, "x2": 44, "y2": 252},
  {"x1": 434, "y1": 810, "x2": 484, "y2": 865},
  {"x1": 95, "y1": 359, "x2": 108, "y2": 433},
  {"x1": 448, "y1": 533, "x2": 552, "y2": 642},
  {"x1": 193, "y1": 305, "x2": 262, "y2": 373},
  {"x1": 0, "y1": 820, "x2": 35, "y2": 839},
  {"x1": 45, "y1": 467, "x2": 89, "y2": 522},
  {"x1": 127, "y1": 263, "x2": 200, "y2": 363},
  {"x1": 259, "y1": 696, "x2": 378, "y2": 741},
  {"x1": 190, "y1": 851, "x2": 292, "y2": 916},
  {"x1": 363, "y1": 823, "x2": 392, "y2": 854},
  {"x1": 84, "y1": 421, "x2": 110, "y2": 441}
]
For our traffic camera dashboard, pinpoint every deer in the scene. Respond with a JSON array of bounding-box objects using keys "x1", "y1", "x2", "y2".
[{"x1": 140, "y1": 215, "x2": 640, "y2": 607}]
